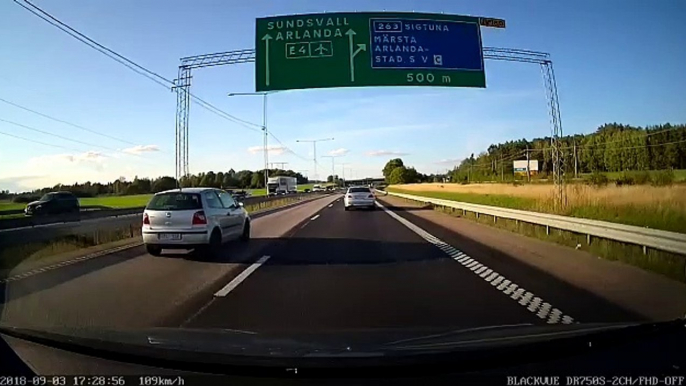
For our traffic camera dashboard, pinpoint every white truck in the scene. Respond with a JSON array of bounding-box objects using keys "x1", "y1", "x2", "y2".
[{"x1": 267, "y1": 176, "x2": 297, "y2": 196}]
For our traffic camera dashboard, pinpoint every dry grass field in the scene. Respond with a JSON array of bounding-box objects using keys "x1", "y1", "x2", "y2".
[{"x1": 388, "y1": 183, "x2": 686, "y2": 233}]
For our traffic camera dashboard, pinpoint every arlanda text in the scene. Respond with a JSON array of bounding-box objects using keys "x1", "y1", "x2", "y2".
[{"x1": 266, "y1": 17, "x2": 350, "y2": 41}]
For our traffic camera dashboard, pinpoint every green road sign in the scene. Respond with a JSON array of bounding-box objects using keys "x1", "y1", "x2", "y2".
[{"x1": 255, "y1": 12, "x2": 486, "y2": 92}]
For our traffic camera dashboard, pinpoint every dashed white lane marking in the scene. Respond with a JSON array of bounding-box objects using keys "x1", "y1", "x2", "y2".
[
  {"x1": 375, "y1": 202, "x2": 576, "y2": 325},
  {"x1": 310, "y1": 214, "x2": 320, "y2": 221},
  {"x1": 0, "y1": 242, "x2": 143, "y2": 284},
  {"x1": 214, "y1": 255, "x2": 271, "y2": 297},
  {"x1": 328, "y1": 204, "x2": 333, "y2": 208}
]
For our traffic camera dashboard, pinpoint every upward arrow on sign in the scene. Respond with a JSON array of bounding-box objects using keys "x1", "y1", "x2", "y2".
[
  {"x1": 262, "y1": 33, "x2": 273, "y2": 86},
  {"x1": 345, "y1": 29, "x2": 366, "y2": 82}
]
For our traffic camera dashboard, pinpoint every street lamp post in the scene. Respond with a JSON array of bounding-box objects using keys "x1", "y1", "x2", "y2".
[
  {"x1": 296, "y1": 138, "x2": 334, "y2": 183},
  {"x1": 321, "y1": 155, "x2": 342, "y2": 186},
  {"x1": 228, "y1": 92, "x2": 270, "y2": 191},
  {"x1": 339, "y1": 163, "x2": 350, "y2": 186}
]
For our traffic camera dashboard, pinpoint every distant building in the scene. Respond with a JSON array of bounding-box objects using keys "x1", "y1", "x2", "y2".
[{"x1": 513, "y1": 160, "x2": 539, "y2": 175}]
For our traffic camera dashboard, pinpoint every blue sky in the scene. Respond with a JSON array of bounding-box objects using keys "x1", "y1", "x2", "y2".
[{"x1": 0, "y1": 0, "x2": 684, "y2": 192}]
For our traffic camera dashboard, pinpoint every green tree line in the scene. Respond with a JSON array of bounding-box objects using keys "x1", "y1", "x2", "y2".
[
  {"x1": 382, "y1": 158, "x2": 444, "y2": 184},
  {"x1": 2, "y1": 168, "x2": 308, "y2": 202},
  {"x1": 449, "y1": 123, "x2": 686, "y2": 182}
]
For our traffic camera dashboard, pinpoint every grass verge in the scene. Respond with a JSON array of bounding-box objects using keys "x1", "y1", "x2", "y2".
[
  {"x1": 387, "y1": 185, "x2": 686, "y2": 234},
  {"x1": 0, "y1": 224, "x2": 142, "y2": 276},
  {"x1": 79, "y1": 194, "x2": 152, "y2": 208},
  {"x1": 390, "y1": 196, "x2": 686, "y2": 283}
]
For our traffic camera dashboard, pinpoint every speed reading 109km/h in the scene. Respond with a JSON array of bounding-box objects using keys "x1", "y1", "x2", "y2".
[{"x1": 255, "y1": 12, "x2": 503, "y2": 92}]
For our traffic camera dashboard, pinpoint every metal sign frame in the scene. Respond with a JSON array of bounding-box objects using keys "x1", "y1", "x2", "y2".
[{"x1": 173, "y1": 46, "x2": 566, "y2": 207}]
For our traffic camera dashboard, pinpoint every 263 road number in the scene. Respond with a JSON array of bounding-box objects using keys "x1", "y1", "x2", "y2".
[{"x1": 406, "y1": 73, "x2": 452, "y2": 84}]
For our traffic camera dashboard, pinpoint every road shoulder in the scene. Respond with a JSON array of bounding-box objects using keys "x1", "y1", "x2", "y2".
[{"x1": 377, "y1": 195, "x2": 686, "y2": 321}]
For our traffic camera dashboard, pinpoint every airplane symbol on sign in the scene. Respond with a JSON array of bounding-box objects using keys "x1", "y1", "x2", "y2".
[{"x1": 314, "y1": 44, "x2": 329, "y2": 55}]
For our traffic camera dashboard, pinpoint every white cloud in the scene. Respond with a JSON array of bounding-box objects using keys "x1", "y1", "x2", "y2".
[
  {"x1": 247, "y1": 145, "x2": 287, "y2": 155},
  {"x1": 435, "y1": 158, "x2": 462, "y2": 166},
  {"x1": 328, "y1": 148, "x2": 349, "y2": 156},
  {"x1": 366, "y1": 150, "x2": 409, "y2": 157},
  {"x1": 122, "y1": 144, "x2": 160, "y2": 154},
  {"x1": 29, "y1": 151, "x2": 106, "y2": 165}
]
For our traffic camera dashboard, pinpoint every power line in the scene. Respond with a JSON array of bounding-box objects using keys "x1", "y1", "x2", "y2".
[
  {"x1": 457, "y1": 149, "x2": 528, "y2": 170},
  {"x1": 0, "y1": 129, "x2": 97, "y2": 153},
  {"x1": 13, "y1": 0, "x2": 173, "y2": 89},
  {"x1": 0, "y1": 117, "x2": 164, "y2": 162},
  {"x1": 459, "y1": 138, "x2": 686, "y2": 172},
  {"x1": 595, "y1": 137, "x2": 686, "y2": 151},
  {"x1": 0, "y1": 97, "x2": 139, "y2": 146},
  {"x1": 268, "y1": 132, "x2": 313, "y2": 163},
  {"x1": 192, "y1": 97, "x2": 261, "y2": 132},
  {"x1": 14, "y1": 0, "x2": 263, "y2": 132},
  {"x1": 0, "y1": 117, "x2": 121, "y2": 152},
  {"x1": 16, "y1": 0, "x2": 172, "y2": 86},
  {"x1": 562, "y1": 126, "x2": 683, "y2": 150}
]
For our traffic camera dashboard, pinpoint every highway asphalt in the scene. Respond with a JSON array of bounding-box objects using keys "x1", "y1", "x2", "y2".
[
  {"x1": 1, "y1": 193, "x2": 682, "y2": 336},
  {"x1": 182, "y1": 198, "x2": 649, "y2": 333}
]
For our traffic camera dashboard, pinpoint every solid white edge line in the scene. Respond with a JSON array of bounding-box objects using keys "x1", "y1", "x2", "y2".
[
  {"x1": 310, "y1": 214, "x2": 320, "y2": 221},
  {"x1": 214, "y1": 255, "x2": 271, "y2": 297},
  {"x1": 374, "y1": 201, "x2": 577, "y2": 325}
]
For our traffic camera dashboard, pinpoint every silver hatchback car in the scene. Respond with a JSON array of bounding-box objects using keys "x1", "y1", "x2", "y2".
[
  {"x1": 344, "y1": 186, "x2": 376, "y2": 211},
  {"x1": 142, "y1": 188, "x2": 250, "y2": 256}
]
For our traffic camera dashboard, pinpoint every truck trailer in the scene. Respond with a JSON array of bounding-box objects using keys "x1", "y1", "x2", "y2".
[{"x1": 267, "y1": 176, "x2": 297, "y2": 196}]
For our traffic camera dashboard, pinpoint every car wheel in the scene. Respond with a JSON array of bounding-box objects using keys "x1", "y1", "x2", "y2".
[
  {"x1": 196, "y1": 229, "x2": 221, "y2": 258},
  {"x1": 146, "y1": 244, "x2": 162, "y2": 256},
  {"x1": 369, "y1": 205, "x2": 376, "y2": 211},
  {"x1": 240, "y1": 221, "x2": 251, "y2": 242},
  {"x1": 344, "y1": 206, "x2": 350, "y2": 211}
]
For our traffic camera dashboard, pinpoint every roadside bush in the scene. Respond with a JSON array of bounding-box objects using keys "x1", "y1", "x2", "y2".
[
  {"x1": 631, "y1": 171, "x2": 651, "y2": 185},
  {"x1": 12, "y1": 195, "x2": 40, "y2": 203},
  {"x1": 615, "y1": 172, "x2": 635, "y2": 187},
  {"x1": 585, "y1": 172, "x2": 609, "y2": 187},
  {"x1": 652, "y1": 169, "x2": 675, "y2": 186}
]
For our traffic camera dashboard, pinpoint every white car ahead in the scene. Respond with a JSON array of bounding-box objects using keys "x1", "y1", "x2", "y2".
[
  {"x1": 142, "y1": 188, "x2": 250, "y2": 256},
  {"x1": 344, "y1": 186, "x2": 376, "y2": 211}
]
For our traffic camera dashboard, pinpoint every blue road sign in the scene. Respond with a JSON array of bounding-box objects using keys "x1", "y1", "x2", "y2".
[{"x1": 369, "y1": 18, "x2": 483, "y2": 71}]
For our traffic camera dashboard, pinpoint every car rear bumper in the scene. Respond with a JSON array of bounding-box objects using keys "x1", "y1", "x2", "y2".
[
  {"x1": 345, "y1": 199, "x2": 375, "y2": 207},
  {"x1": 142, "y1": 231, "x2": 209, "y2": 246}
]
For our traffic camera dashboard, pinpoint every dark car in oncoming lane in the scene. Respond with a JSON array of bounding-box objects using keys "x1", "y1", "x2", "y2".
[{"x1": 24, "y1": 191, "x2": 80, "y2": 216}]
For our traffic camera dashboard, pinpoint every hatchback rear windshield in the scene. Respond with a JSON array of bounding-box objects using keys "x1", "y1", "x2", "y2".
[
  {"x1": 146, "y1": 193, "x2": 202, "y2": 210},
  {"x1": 348, "y1": 188, "x2": 371, "y2": 193},
  {"x1": 39, "y1": 193, "x2": 55, "y2": 201}
]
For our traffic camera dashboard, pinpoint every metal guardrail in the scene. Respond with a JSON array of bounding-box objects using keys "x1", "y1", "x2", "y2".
[
  {"x1": 0, "y1": 192, "x2": 325, "y2": 231},
  {"x1": 381, "y1": 190, "x2": 686, "y2": 256}
]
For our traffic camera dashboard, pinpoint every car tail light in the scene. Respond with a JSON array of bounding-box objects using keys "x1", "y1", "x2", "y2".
[
  {"x1": 143, "y1": 213, "x2": 150, "y2": 225},
  {"x1": 192, "y1": 211, "x2": 207, "y2": 225}
]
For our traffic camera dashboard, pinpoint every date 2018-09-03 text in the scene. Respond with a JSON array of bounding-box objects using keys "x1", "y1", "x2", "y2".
[{"x1": 0, "y1": 376, "x2": 185, "y2": 386}]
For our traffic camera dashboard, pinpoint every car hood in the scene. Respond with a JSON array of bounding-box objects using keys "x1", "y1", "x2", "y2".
[{"x1": 0, "y1": 322, "x2": 656, "y2": 359}]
